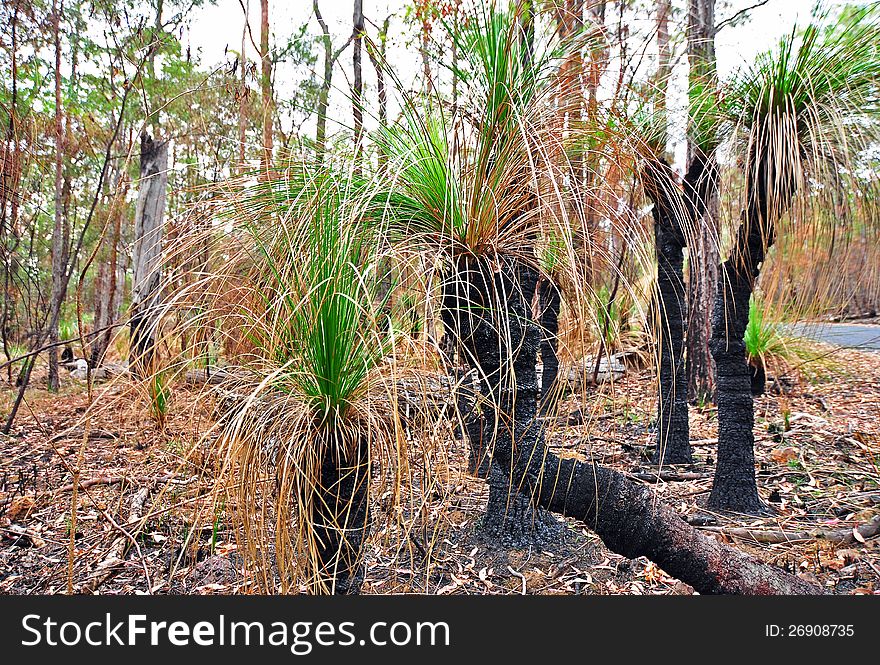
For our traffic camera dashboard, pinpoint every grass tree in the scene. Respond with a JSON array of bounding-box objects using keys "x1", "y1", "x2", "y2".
[
  {"x1": 368, "y1": 3, "x2": 817, "y2": 593},
  {"x1": 373, "y1": 4, "x2": 589, "y2": 542},
  {"x1": 707, "y1": 6, "x2": 880, "y2": 513},
  {"x1": 640, "y1": 150, "x2": 715, "y2": 466},
  {"x1": 178, "y1": 169, "x2": 400, "y2": 594}
]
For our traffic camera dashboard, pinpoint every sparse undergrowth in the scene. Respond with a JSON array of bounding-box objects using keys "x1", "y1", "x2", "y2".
[{"x1": 1, "y1": 341, "x2": 878, "y2": 595}]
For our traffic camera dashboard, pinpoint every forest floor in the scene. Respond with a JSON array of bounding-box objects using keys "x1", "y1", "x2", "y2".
[{"x1": 1, "y1": 340, "x2": 879, "y2": 596}]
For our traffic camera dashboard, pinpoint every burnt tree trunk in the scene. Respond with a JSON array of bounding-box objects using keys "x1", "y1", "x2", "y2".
[
  {"x1": 312, "y1": 431, "x2": 370, "y2": 595},
  {"x1": 643, "y1": 158, "x2": 691, "y2": 465},
  {"x1": 445, "y1": 257, "x2": 560, "y2": 545},
  {"x1": 652, "y1": 212, "x2": 689, "y2": 464},
  {"x1": 464, "y1": 256, "x2": 817, "y2": 594},
  {"x1": 538, "y1": 275, "x2": 561, "y2": 414},
  {"x1": 130, "y1": 133, "x2": 167, "y2": 377},
  {"x1": 707, "y1": 148, "x2": 793, "y2": 515},
  {"x1": 707, "y1": 217, "x2": 772, "y2": 514}
]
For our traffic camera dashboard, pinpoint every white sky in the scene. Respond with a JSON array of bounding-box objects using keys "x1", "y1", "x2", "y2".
[{"x1": 185, "y1": 0, "x2": 852, "y2": 169}]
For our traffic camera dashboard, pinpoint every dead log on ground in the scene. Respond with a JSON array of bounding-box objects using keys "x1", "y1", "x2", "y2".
[{"x1": 699, "y1": 513, "x2": 880, "y2": 546}]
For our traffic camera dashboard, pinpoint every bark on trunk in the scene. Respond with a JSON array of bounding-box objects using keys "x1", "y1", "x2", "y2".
[
  {"x1": 538, "y1": 275, "x2": 561, "y2": 414},
  {"x1": 90, "y1": 179, "x2": 124, "y2": 367},
  {"x1": 643, "y1": 158, "x2": 692, "y2": 465},
  {"x1": 237, "y1": 0, "x2": 248, "y2": 172},
  {"x1": 655, "y1": 0, "x2": 671, "y2": 138},
  {"x1": 47, "y1": 0, "x2": 64, "y2": 392},
  {"x1": 314, "y1": 1, "x2": 331, "y2": 163},
  {"x1": 352, "y1": 0, "x2": 364, "y2": 174},
  {"x1": 259, "y1": 0, "x2": 272, "y2": 175},
  {"x1": 652, "y1": 220, "x2": 690, "y2": 464},
  {"x1": 687, "y1": 194, "x2": 719, "y2": 402},
  {"x1": 686, "y1": 0, "x2": 719, "y2": 404},
  {"x1": 312, "y1": 431, "x2": 370, "y2": 595},
  {"x1": 313, "y1": 1, "x2": 350, "y2": 164},
  {"x1": 366, "y1": 17, "x2": 389, "y2": 175},
  {"x1": 707, "y1": 217, "x2": 770, "y2": 514},
  {"x1": 444, "y1": 258, "x2": 560, "y2": 545},
  {"x1": 130, "y1": 132, "x2": 167, "y2": 377},
  {"x1": 462, "y1": 255, "x2": 817, "y2": 594}
]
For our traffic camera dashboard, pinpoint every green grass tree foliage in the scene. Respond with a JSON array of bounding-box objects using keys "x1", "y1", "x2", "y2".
[
  {"x1": 373, "y1": 2, "x2": 587, "y2": 542},
  {"x1": 171, "y1": 168, "x2": 401, "y2": 594}
]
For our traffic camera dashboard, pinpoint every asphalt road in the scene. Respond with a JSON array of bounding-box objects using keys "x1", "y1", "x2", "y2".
[{"x1": 786, "y1": 323, "x2": 880, "y2": 352}]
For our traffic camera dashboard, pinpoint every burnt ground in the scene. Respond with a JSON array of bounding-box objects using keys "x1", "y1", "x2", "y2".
[{"x1": 1, "y1": 342, "x2": 878, "y2": 596}]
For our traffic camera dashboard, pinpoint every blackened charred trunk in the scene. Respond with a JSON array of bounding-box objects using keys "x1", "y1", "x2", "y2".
[
  {"x1": 441, "y1": 278, "x2": 483, "y2": 470},
  {"x1": 707, "y1": 217, "x2": 770, "y2": 514},
  {"x1": 312, "y1": 433, "x2": 370, "y2": 595},
  {"x1": 470, "y1": 258, "x2": 817, "y2": 594},
  {"x1": 538, "y1": 275, "x2": 561, "y2": 415},
  {"x1": 749, "y1": 360, "x2": 766, "y2": 396},
  {"x1": 644, "y1": 158, "x2": 692, "y2": 465},
  {"x1": 652, "y1": 222, "x2": 690, "y2": 464},
  {"x1": 445, "y1": 258, "x2": 560, "y2": 545}
]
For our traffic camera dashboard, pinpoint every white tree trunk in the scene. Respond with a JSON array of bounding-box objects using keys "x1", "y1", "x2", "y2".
[
  {"x1": 130, "y1": 132, "x2": 167, "y2": 376},
  {"x1": 686, "y1": 0, "x2": 720, "y2": 402}
]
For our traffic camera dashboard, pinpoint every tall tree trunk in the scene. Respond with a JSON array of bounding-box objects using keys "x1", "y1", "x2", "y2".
[
  {"x1": 259, "y1": 0, "x2": 272, "y2": 175},
  {"x1": 655, "y1": 0, "x2": 670, "y2": 147},
  {"x1": 648, "y1": 3, "x2": 691, "y2": 465},
  {"x1": 554, "y1": 1, "x2": 588, "y2": 280},
  {"x1": 311, "y1": 431, "x2": 370, "y2": 595},
  {"x1": 314, "y1": 1, "x2": 331, "y2": 163},
  {"x1": 90, "y1": 184, "x2": 124, "y2": 368},
  {"x1": 451, "y1": 2, "x2": 459, "y2": 110},
  {"x1": 707, "y1": 219, "x2": 768, "y2": 513},
  {"x1": 237, "y1": 0, "x2": 249, "y2": 172},
  {"x1": 367, "y1": 16, "x2": 389, "y2": 176},
  {"x1": 650, "y1": 188, "x2": 690, "y2": 465},
  {"x1": 417, "y1": 3, "x2": 432, "y2": 95},
  {"x1": 1, "y1": 2, "x2": 21, "y2": 381},
  {"x1": 47, "y1": 0, "x2": 65, "y2": 393},
  {"x1": 582, "y1": 2, "x2": 606, "y2": 286},
  {"x1": 708, "y1": 148, "x2": 790, "y2": 513},
  {"x1": 459, "y1": 256, "x2": 816, "y2": 594},
  {"x1": 352, "y1": 0, "x2": 364, "y2": 174},
  {"x1": 314, "y1": 1, "x2": 350, "y2": 164},
  {"x1": 130, "y1": 133, "x2": 167, "y2": 378},
  {"x1": 686, "y1": 0, "x2": 719, "y2": 403}
]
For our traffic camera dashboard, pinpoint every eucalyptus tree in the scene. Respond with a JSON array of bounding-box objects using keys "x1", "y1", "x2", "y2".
[
  {"x1": 685, "y1": 0, "x2": 719, "y2": 404},
  {"x1": 313, "y1": 0, "x2": 353, "y2": 163},
  {"x1": 707, "y1": 6, "x2": 880, "y2": 513},
  {"x1": 47, "y1": 0, "x2": 65, "y2": 392}
]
